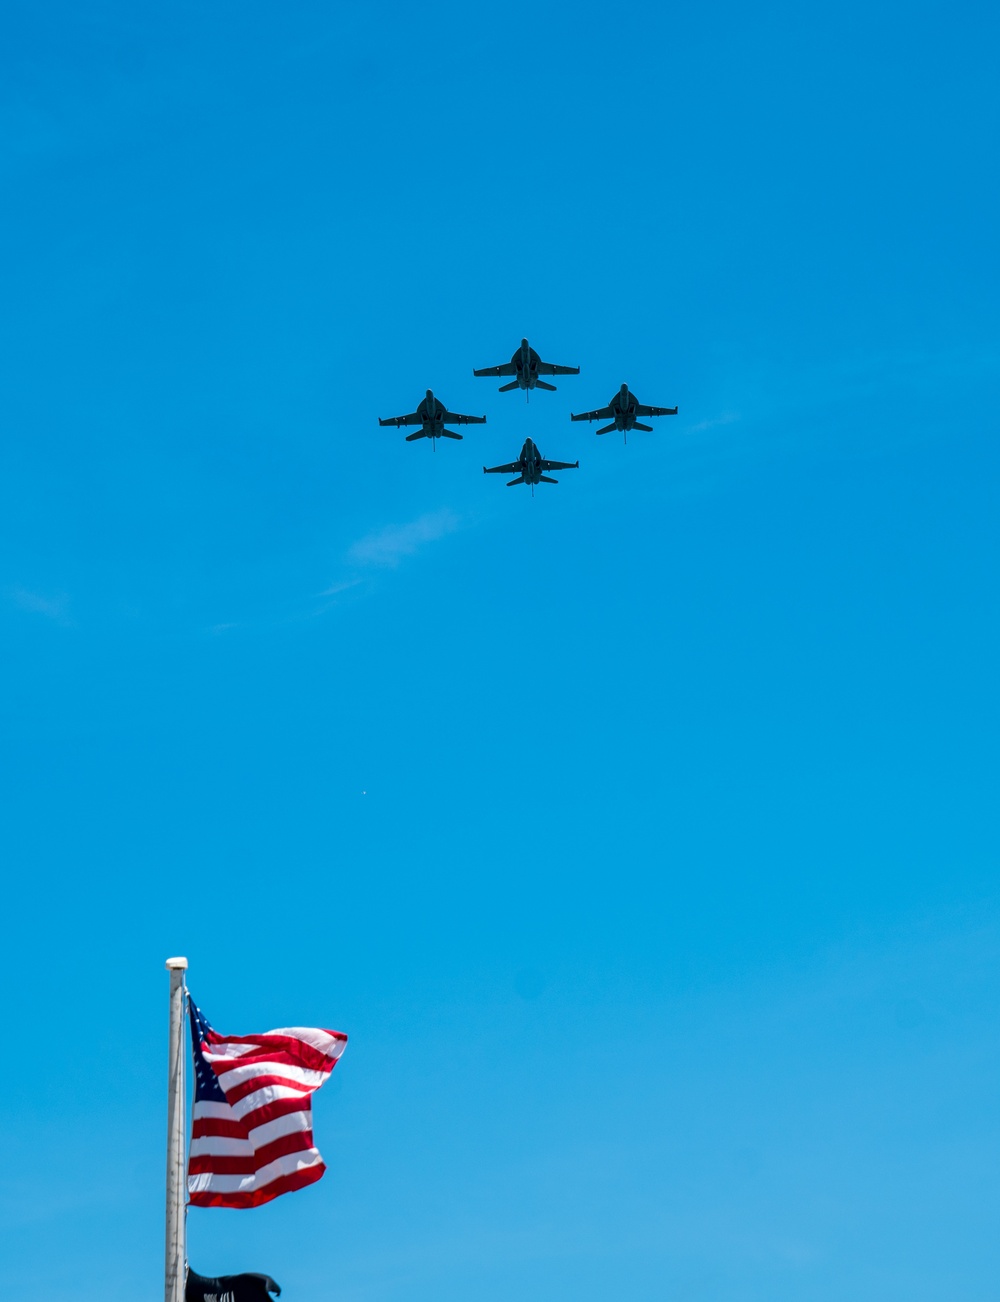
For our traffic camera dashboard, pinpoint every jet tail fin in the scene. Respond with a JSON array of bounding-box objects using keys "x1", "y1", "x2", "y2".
[
  {"x1": 506, "y1": 476, "x2": 525, "y2": 486},
  {"x1": 441, "y1": 429, "x2": 463, "y2": 439},
  {"x1": 596, "y1": 422, "x2": 617, "y2": 435},
  {"x1": 538, "y1": 475, "x2": 559, "y2": 484},
  {"x1": 498, "y1": 380, "x2": 520, "y2": 393},
  {"x1": 405, "y1": 430, "x2": 428, "y2": 441},
  {"x1": 633, "y1": 422, "x2": 653, "y2": 432},
  {"x1": 534, "y1": 380, "x2": 557, "y2": 392}
]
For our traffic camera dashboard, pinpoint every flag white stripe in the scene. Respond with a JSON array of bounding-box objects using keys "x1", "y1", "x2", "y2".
[
  {"x1": 248, "y1": 1110, "x2": 313, "y2": 1147},
  {"x1": 188, "y1": 1149, "x2": 324, "y2": 1195},
  {"x1": 204, "y1": 1029, "x2": 346, "y2": 1062},
  {"x1": 261, "y1": 1028, "x2": 348, "y2": 1057},
  {"x1": 190, "y1": 1109, "x2": 313, "y2": 1157},
  {"x1": 229, "y1": 1083, "x2": 313, "y2": 1121},
  {"x1": 190, "y1": 1135, "x2": 255, "y2": 1158},
  {"x1": 192, "y1": 1101, "x2": 237, "y2": 1121},
  {"x1": 210, "y1": 1060, "x2": 329, "y2": 1091}
]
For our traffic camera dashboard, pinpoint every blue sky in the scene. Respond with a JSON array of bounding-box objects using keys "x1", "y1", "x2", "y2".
[{"x1": 2, "y1": 1, "x2": 999, "y2": 1299}]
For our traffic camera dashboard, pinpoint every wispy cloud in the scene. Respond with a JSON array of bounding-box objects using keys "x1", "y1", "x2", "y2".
[
  {"x1": 347, "y1": 509, "x2": 462, "y2": 569},
  {"x1": 320, "y1": 578, "x2": 365, "y2": 598},
  {"x1": 309, "y1": 511, "x2": 464, "y2": 616},
  {"x1": 687, "y1": 411, "x2": 741, "y2": 434},
  {"x1": 7, "y1": 586, "x2": 72, "y2": 624}
]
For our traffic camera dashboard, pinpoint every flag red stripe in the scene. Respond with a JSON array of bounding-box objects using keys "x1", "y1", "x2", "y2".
[
  {"x1": 221, "y1": 1030, "x2": 347, "y2": 1045},
  {"x1": 191, "y1": 1094, "x2": 312, "y2": 1139},
  {"x1": 188, "y1": 1131, "x2": 317, "y2": 1175},
  {"x1": 222, "y1": 1073, "x2": 316, "y2": 1104},
  {"x1": 191, "y1": 1115, "x2": 249, "y2": 1141},
  {"x1": 188, "y1": 1161, "x2": 326, "y2": 1209},
  {"x1": 234, "y1": 1095, "x2": 313, "y2": 1129},
  {"x1": 207, "y1": 1034, "x2": 345, "y2": 1071}
]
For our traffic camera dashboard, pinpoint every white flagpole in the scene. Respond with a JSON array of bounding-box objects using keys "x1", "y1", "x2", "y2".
[{"x1": 165, "y1": 957, "x2": 189, "y2": 1302}]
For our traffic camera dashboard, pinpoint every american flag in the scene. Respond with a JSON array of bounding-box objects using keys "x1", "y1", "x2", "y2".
[{"x1": 187, "y1": 996, "x2": 347, "y2": 1209}]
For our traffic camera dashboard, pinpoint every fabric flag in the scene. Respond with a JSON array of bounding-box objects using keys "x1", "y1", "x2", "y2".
[
  {"x1": 187, "y1": 996, "x2": 347, "y2": 1209},
  {"x1": 186, "y1": 1268, "x2": 280, "y2": 1301}
]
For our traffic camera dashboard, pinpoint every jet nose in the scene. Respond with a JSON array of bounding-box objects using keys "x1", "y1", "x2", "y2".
[
  {"x1": 425, "y1": 388, "x2": 434, "y2": 400},
  {"x1": 521, "y1": 338, "x2": 529, "y2": 348}
]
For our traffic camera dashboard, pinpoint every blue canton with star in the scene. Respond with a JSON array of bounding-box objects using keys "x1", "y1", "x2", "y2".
[{"x1": 188, "y1": 996, "x2": 228, "y2": 1104}]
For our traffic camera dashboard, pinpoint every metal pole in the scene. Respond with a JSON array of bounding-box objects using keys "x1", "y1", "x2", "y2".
[{"x1": 165, "y1": 957, "x2": 188, "y2": 1302}]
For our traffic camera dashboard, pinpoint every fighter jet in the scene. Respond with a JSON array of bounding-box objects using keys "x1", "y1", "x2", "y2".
[
  {"x1": 473, "y1": 338, "x2": 579, "y2": 397},
  {"x1": 483, "y1": 438, "x2": 579, "y2": 493},
  {"x1": 378, "y1": 390, "x2": 486, "y2": 445},
  {"x1": 570, "y1": 383, "x2": 678, "y2": 442}
]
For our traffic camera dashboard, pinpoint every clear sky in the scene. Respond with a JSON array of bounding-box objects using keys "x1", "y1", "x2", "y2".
[{"x1": 2, "y1": 1, "x2": 999, "y2": 1299}]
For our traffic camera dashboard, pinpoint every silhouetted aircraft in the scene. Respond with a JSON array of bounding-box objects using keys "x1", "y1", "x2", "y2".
[
  {"x1": 483, "y1": 438, "x2": 578, "y2": 494},
  {"x1": 570, "y1": 383, "x2": 677, "y2": 442},
  {"x1": 473, "y1": 338, "x2": 579, "y2": 396},
  {"x1": 379, "y1": 390, "x2": 486, "y2": 444}
]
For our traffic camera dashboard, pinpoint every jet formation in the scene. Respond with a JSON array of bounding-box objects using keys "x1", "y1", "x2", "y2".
[{"x1": 377, "y1": 337, "x2": 678, "y2": 491}]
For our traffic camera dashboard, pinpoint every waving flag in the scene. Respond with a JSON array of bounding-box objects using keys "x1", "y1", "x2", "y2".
[
  {"x1": 186, "y1": 1267, "x2": 280, "y2": 1301},
  {"x1": 187, "y1": 996, "x2": 347, "y2": 1209}
]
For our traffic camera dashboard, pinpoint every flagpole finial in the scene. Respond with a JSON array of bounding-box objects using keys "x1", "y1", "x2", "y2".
[{"x1": 165, "y1": 957, "x2": 188, "y2": 970}]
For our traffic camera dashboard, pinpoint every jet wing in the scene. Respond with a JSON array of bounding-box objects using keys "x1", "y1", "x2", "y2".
[
  {"x1": 536, "y1": 362, "x2": 580, "y2": 376},
  {"x1": 570, "y1": 406, "x2": 614, "y2": 422},
  {"x1": 540, "y1": 459, "x2": 579, "y2": 472},
  {"x1": 635, "y1": 403, "x2": 678, "y2": 417},
  {"x1": 483, "y1": 462, "x2": 521, "y2": 475},
  {"x1": 378, "y1": 412, "x2": 422, "y2": 427},
  {"x1": 443, "y1": 411, "x2": 487, "y2": 425},
  {"x1": 473, "y1": 362, "x2": 517, "y2": 377}
]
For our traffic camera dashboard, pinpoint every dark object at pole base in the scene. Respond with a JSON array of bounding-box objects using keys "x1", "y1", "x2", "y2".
[{"x1": 187, "y1": 1267, "x2": 281, "y2": 1301}]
